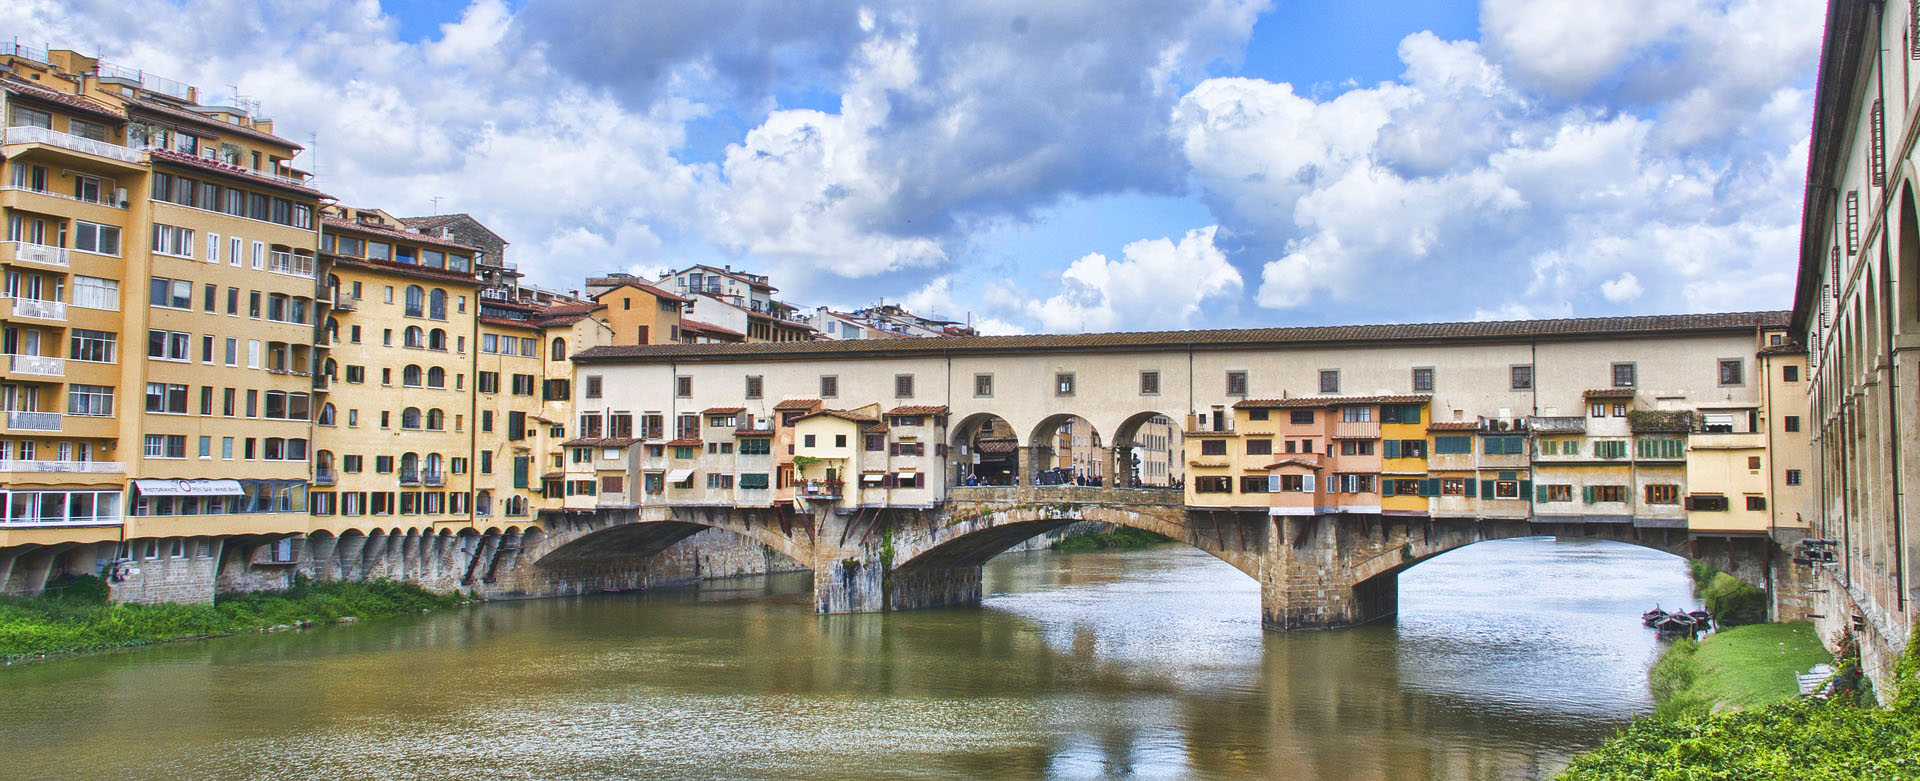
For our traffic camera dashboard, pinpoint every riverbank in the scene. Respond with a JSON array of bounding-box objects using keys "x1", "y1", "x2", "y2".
[
  {"x1": 1049, "y1": 526, "x2": 1173, "y2": 552},
  {"x1": 1, "y1": 576, "x2": 461, "y2": 663},
  {"x1": 1648, "y1": 622, "x2": 1827, "y2": 718},
  {"x1": 1561, "y1": 625, "x2": 1920, "y2": 779}
]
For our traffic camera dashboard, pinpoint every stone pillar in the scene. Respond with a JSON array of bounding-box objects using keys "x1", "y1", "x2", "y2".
[
  {"x1": 814, "y1": 553, "x2": 886, "y2": 613},
  {"x1": 1260, "y1": 514, "x2": 1400, "y2": 629}
]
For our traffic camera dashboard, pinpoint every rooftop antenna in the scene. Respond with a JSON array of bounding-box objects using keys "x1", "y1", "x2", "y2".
[{"x1": 430, "y1": 196, "x2": 444, "y2": 215}]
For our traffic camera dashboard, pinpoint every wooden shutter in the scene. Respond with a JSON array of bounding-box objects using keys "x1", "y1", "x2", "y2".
[
  {"x1": 1383, "y1": 480, "x2": 1396, "y2": 497},
  {"x1": 1384, "y1": 439, "x2": 1401, "y2": 459},
  {"x1": 1519, "y1": 480, "x2": 1531, "y2": 499},
  {"x1": 1535, "y1": 484, "x2": 1550, "y2": 503},
  {"x1": 1480, "y1": 480, "x2": 1495, "y2": 498},
  {"x1": 1582, "y1": 485, "x2": 1595, "y2": 504},
  {"x1": 1463, "y1": 478, "x2": 1476, "y2": 498}
]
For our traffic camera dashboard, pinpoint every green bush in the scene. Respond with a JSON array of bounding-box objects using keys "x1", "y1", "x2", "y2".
[
  {"x1": 1, "y1": 577, "x2": 459, "y2": 661},
  {"x1": 1701, "y1": 573, "x2": 1767, "y2": 627},
  {"x1": 1051, "y1": 526, "x2": 1173, "y2": 552}
]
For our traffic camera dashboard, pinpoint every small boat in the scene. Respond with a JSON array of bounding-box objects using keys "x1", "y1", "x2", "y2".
[
  {"x1": 1655, "y1": 612, "x2": 1698, "y2": 635},
  {"x1": 1642, "y1": 608, "x2": 1668, "y2": 627},
  {"x1": 1688, "y1": 609, "x2": 1713, "y2": 628}
]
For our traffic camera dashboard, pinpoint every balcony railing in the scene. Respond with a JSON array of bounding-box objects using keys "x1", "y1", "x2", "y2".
[
  {"x1": 2, "y1": 125, "x2": 145, "y2": 164},
  {"x1": 2, "y1": 241, "x2": 70, "y2": 267},
  {"x1": 313, "y1": 467, "x2": 337, "y2": 486},
  {"x1": 798, "y1": 480, "x2": 843, "y2": 499},
  {"x1": 1333, "y1": 420, "x2": 1381, "y2": 439},
  {"x1": 399, "y1": 469, "x2": 421, "y2": 486},
  {"x1": 423, "y1": 470, "x2": 445, "y2": 487},
  {"x1": 0, "y1": 459, "x2": 123, "y2": 474},
  {"x1": 6, "y1": 354, "x2": 62, "y2": 377},
  {"x1": 6, "y1": 297, "x2": 65, "y2": 321},
  {"x1": 0, "y1": 185, "x2": 125, "y2": 210},
  {"x1": 332, "y1": 293, "x2": 359, "y2": 312},
  {"x1": 6, "y1": 411, "x2": 61, "y2": 431},
  {"x1": 268, "y1": 251, "x2": 315, "y2": 278}
]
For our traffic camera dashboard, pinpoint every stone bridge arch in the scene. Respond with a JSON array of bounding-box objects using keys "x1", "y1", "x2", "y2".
[{"x1": 491, "y1": 507, "x2": 816, "y2": 597}]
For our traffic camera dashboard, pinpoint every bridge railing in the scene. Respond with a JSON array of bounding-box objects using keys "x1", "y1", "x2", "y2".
[{"x1": 947, "y1": 484, "x2": 1184, "y2": 506}]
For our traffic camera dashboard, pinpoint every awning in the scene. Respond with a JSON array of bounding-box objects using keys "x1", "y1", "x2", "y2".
[
  {"x1": 861, "y1": 473, "x2": 886, "y2": 484},
  {"x1": 666, "y1": 469, "x2": 693, "y2": 482},
  {"x1": 134, "y1": 479, "x2": 243, "y2": 496}
]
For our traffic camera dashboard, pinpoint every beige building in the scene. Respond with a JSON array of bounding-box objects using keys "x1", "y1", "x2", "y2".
[{"x1": 1792, "y1": 0, "x2": 1920, "y2": 690}]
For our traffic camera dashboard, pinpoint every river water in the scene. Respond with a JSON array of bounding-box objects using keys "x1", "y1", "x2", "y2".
[{"x1": 0, "y1": 537, "x2": 1696, "y2": 779}]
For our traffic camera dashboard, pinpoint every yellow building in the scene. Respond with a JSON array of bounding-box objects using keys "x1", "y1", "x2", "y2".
[
  {"x1": 594, "y1": 280, "x2": 687, "y2": 346},
  {"x1": 1377, "y1": 398, "x2": 1431, "y2": 517}
]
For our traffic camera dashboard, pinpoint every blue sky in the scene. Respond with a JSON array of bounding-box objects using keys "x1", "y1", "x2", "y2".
[{"x1": 7, "y1": 0, "x2": 1824, "y2": 333}]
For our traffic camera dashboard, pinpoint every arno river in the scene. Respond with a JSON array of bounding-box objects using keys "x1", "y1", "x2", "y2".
[{"x1": 1, "y1": 538, "x2": 1694, "y2": 779}]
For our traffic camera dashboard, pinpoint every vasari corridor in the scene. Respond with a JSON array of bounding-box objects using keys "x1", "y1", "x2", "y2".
[{"x1": 1, "y1": 1, "x2": 1917, "y2": 779}]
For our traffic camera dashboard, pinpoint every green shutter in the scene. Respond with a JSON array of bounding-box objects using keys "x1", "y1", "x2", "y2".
[
  {"x1": 1464, "y1": 478, "x2": 1476, "y2": 497},
  {"x1": 1583, "y1": 485, "x2": 1595, "y2": 504},
  {"x1": 1384, "y1": 439, "x2": 1401, "y2": 459},
  {"x1": 1480, "y1": 480, "x2": 1495, "y2": 498},
  {"x1": 1508, "y1": 437, "x2": 1525, "y2": 455},
  {"x1": 1383, "y1": 479, "x2": 1396, "y2": 497},
  {"x1": 513, "y1": 456, "x2": 529, "y2": 489},
  {"x1": 1565, "y1": 440, "x2": 1579, "y2": 455},
  {"x1": 1520, "y1": 480, "x2": 1532, "y2": 499},
  {"x1": 1421, "y1": 478, "x2": 1439, "y2": 497},
  {"x1": 1498, "y1": 470, "x2": 1517, "y2": 480},
  {"x1": 1536, "y1": 484, "x2": 1550, "y2": 503}
]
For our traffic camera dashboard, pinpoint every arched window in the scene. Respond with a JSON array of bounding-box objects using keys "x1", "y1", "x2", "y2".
[
  {"x1": 550, "y1": 337, "x2": 567, "y2": 361},
  {"x1": 505, "y1": 496, "x2": 528, "y2": 516},
  {"x1": 426, "y1": 408, "x2": 445, "y2": 430},
  {"x1": 405, "y1": 285, "x2": 424, "y2": 317},
  {"x1": 400, "y1": 452, "x2": 420, "y2": 480},
  {"x1": 318, "y1": 403, "x2": 336, "y2": 426},
  {"x1": 429, "y1": 289, "x2": 447, "y2": 320},
  {"x1": 427, "y1": 366, "x2": 446, "y2": 388},
  {"x1": 404, "y1": 326, "x2": 424, "y2": 348},
  {"x1": 475, "y1": 490, "x2": 492, "y2": 516},
  {"x1": 429, "y1": 328, "x2": 447, "y2": 350},
  {"x1": 425, "y1": 453, "x2": 443, "y2": 476},
  {"x1": 323, "y1": 358, "x2": 337, "y2": 379},
  {"x1": 402, "y1": 407, "x2": 422, "y2": 430},
  {"x1": 403, "y1": 365, "x2": 423, "y2": 387},
  {"x1": 325, "y1": 317, "x2": 339, "y2": 343}
]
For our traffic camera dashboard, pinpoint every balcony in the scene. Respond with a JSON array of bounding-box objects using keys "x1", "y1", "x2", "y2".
[
  {"x1": 6, "y1": 354, "x2": 62, "y2": 377},
  {"x1": 312, "y1": 374, "x2": 331, "y2": 391},
  {"x1": 797, "y1": 479, "x2": 843, "y2": 499},
  {"x1": 423, "y1": 470, "x2": 445, "y2": 487},
  {"x1": 0, "y1": 459, "x2": 124, "y2": 474},
  {"x1": 399, "y1": 469, "x2": 421, "y2": 486},
  {"x1": 268, "y1": 251, "x2": 315, "y2": 279},
  {"x1": 313, "y1": 468, "x2": 337, "y2": 486},
  {"x1": 1, "y1": 125, "x2": 145, "y2": 165},
  {"x1": 1333, "y1": 420, "x2": 1380, "y2": 439},
  {"x1": 332, "y1": 293, "x2": 359, "y2": 312},
  {"x1": 5, "y1": 297, "x2": 66, "y2": 322},
  {"x1": 6, "y1": 411, "x2": 62, "y2": 431},
  {"x1": 1, "y1": 241, "x2": 70, "y2": 267}
]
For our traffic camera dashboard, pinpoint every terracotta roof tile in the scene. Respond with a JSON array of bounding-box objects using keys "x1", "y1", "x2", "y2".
[
  {"x1": 322, "y1": 216, "x2": 485, "y2": 253},
  {"x1": 1234, "y1": 394, "x2": 1432, "y2": 409},
  {"x1": 680, "y1": 318, "x2": 744, "y2": 338},
  {"x1": 1, "y1": 76, "x2": 125, "y2": 122},
  {"x1": 592, "y1": 279, "x2": 689, "y2": 304},
  {"x1": 573, "y1": 312, "x2": 1789, "y2": 363},
  {"x1": 794, "y1": 409, "x2": 879, "y2": 425},
  {"x1": 702, "y1": 406, "x2": 745, "y2": 415},
  {"x1": 1583, "y1": 388, "x2": 1637, "y2": 399},
  {"x1": 887, "y1": 405, "x2": 949, "y2": 416},
  {"x1": 1264, "y1": 457, "x2": 1324, "y2": 470},
  {"x1": 1426, "y1": 421, "x2": 1481, "y2": 431},
  {"x1": 148, "y1": 148, "x2": 330, "y2": 199},
  {"x1": 774, "y1": 398, "x2": 823, "y2": 411},
  {"x1": 664, "y1": 438, "x2": 702, "y2": 447},
  {"x1": 127, "y1": 97, "x2": 301, "y2": 149},
  {"x1": 561, "y1": 437, "x2": 638, "y2": 447},
  {"x1": 326, "y1": 253, "x2": 483, "y2": 286}
]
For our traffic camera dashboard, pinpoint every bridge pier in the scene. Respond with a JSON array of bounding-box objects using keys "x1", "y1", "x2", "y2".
[{"x1": 1261, "y1": 514, "x2": 1403, "y2": 630}]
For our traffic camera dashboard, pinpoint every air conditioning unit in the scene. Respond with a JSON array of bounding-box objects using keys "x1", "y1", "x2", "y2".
[{"x1": 113, "y1": 187, "x2": 128, "y2": 207}]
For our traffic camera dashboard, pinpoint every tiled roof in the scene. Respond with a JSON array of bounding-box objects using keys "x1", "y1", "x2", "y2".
[
  {"x1": 478, "y1": 315, "x2": 539, "y2": 330},
  {"x1": 680, "y1": 318, "x2": 744, "y2": 338},
  {"x1": 864, "y1": 421, "x2": 890, "y2": 434},
  {"x1": 794, "y1": 409, "x2": 879, "y2": 425},
  {"x1": 541, "y1": 471, "x2": 564, "y2": 480},
  {"x1": 326, "y1": 253, "x2": 483, "y2": 286},
  {"x1": 1234, "y1": 394, "x2": 1432, "y2": 409},
  {"x1": 561, "y1": 437, "x2": 638, "y2": 447},
  {"x1": 1264, "y1": 457, "x2": 1324, "y2": 470},
  {"x1": 1583, "y1": 388, "x2": 1637, "y2": 399},
  {"x1": 702, "y1": 406, "x2": 745, "y2": 415},
  {"x1": 1426, "y1": 421, "x2": 1481, "y2": 431},
  {"x1": 1528, "y1": 416, "x2": 1587, "y2": 433},
  {"x1": 149, "y1": 148, "x2": 330, "y2": 199},
  {"x1": 396, "y1": 213, "x2": 507, "y2": 246},
  {"x1": 322, "y1": 216, "x2": 485, "y2": 253},
  {"x1": 574, "y1": 311, "x2": 1790, "y2": 363},
  {"x1": 664, "y1": 438, "x2": 702, "y2": 447},
  {"x1": 1758, "y1": 341, "x2": 1808, "y2": 355},
  {"x1": 592, "y1": 279, "x2": 689, "y2": 304},
  {"x1": 887, "y1": 405, "x2": 949, "y2": 416},
  {"x1": 127, "y1": 97, "x2": 301, "y2": 149},
  {"x1": 976, "y1": 438, "x2": 1018, "y2": 453},
  {"x1": 774, "y1": 398, "x2": 822, "y2": 411},
  {"x1": 1, "y1": 75, "x2": 125, "y2": 122}
]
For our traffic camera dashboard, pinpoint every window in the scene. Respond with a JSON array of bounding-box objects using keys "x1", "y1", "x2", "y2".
[
  {"x1": 1543, "y1": 484, "x2": 1574, "y2": 503},
  {"x1": 1786, "y1": 469, "x2": 1803, "y2": 486},
  {"x1": 1055, "y1": 373, "x2": 1075, "y2": 396},
  {"x1": 150, "y1": 224, "x2": 195, "y2": 258},
  {"x1": 1440, "y1": 478, "x2": 1468, "y2": 496},
  {"x1": 404, "y1": 285, "x2": 424, "y2": 317},
  {"x1": 1194, "y1": 476, "x2": 1232, "y2": 493},
  {"x1": 1131, "y1": 370, "x2": 1160, "y2": 396},
  {"x1": 1319, "y1": 370, "x2": 1339, "y2": 393},
  {"x1": 1717, "y1": 359, "x2": 1744, "y2": 386},
  {"x1": 1611, "y1": 363, "x2": 1636, "y2": 387},
  {"x1": 147, "y1": 329, "x2": 190, "y2": 361},
  {"x1": 73, "y1": 222, "x2": 121, "y2": 255},
  {"x1": 894, "y1": 374, "x2": 914, "y2": 398},
  {"x1": 974, "y1": 373, "x2": 993, "y2": 398},
  {"x1": 144, "y1": 434, "x2": 187, "y2": 459},
  {"x1": 1783, "y1": 365, "x2": 1800, "y2": 383},
  {"x1": 1225, "y1": 370, "x2": 1247, "y2": 396},
  {"x1": 67, "y1": 384, "x2": 114, "y2": 416},
  {"x1": 1241, "y1": 475, "x2": 1270, "y2": 493},
  {"x1": 675, "y1": 375, "x2": 693, "y2": 398},
  {"x1": 1339, "y1": 440, "x2": 1375, "y2": 456},
  {"x1": 1289, "y1": 410, "x2": 1314, "y2": 424},
  {"x1": 1248, "y1": 409, "x2": 1268, "y2": 421},
  {"x1": 584, "y1": 375, "x2": 602, "y2": 398},
  {"x1": 1646, "y1": 484, "x2": 1680, "y2": 505},
  {"x1": 745, "y1": 375, "x2": 763, "y2": 399},
  {"x1": 69, "y1": 329, "x2": 116, "y2": 363},
  {"x1": 67, "y1": 276, "x2": 118, "y2": 311},
  {"x1": 1745, "y1": 495, "x2": 1767, "y2": 511},
  {"x1": 1784, "y1": 415, "x2": 1800, "y2": 433},
  {"x1": 1340, "y1": 406, "x2": 1371, "y2": 423},
  {"x1": 1246, "y1": 438, "x2": 1273, "y2": 456},
  {"x1": 1433, "y1": 435, "x2": 1471, "y2": 454},
  {"x1": 1588, "y1": 485, "x2": 1626, "y2": 503},
  {"x1": 1411, "y1": 367, "x2": 1434, "y2": 392},
  {"x1": 1510, "y1": 365, "x2": 1533, "y2": 391},
  {"x1": 1199, "y1": 439, "x2": 1228, "y2": 456},
  {"x1": 1747, "y1": 456, "x2": 1763, "y2": 470},
  {"x1": 149, "y1": 277, "x2": 193, "y2": 309},
  {"x1": 820, "y1": 375, "x2": 839, "y2": 398}
]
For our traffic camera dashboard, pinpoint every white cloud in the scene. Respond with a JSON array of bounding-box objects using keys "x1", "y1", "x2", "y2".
[
  {"x1": 1017, "y1": 226, "x2": 1242, "y2": 332},
  {"x1": 1601, "y1": 272, "x2": 1644, "y2": 303}
]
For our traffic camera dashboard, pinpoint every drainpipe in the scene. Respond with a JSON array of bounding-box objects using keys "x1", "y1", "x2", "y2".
[{"x1": 1882, "y1": 235, "x2": 1907, "y2": 610}]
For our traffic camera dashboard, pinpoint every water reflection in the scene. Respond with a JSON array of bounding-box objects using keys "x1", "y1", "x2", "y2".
[{"x1": 0, "y1": 537, "x2": 1691, "y2": 779}]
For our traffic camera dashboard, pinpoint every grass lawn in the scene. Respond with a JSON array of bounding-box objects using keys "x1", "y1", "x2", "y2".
[{"x1": 1650, "y1": 621, "x2": 1827, "y2": 716}]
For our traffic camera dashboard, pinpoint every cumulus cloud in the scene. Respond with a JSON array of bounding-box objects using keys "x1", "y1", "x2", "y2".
[
  {"x1": 1601, "y1": 272, "x2": 1644, "y2": 303},
  {"x1": 1016, "y1": 226, "x2": 1242, "y2": 332}
]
